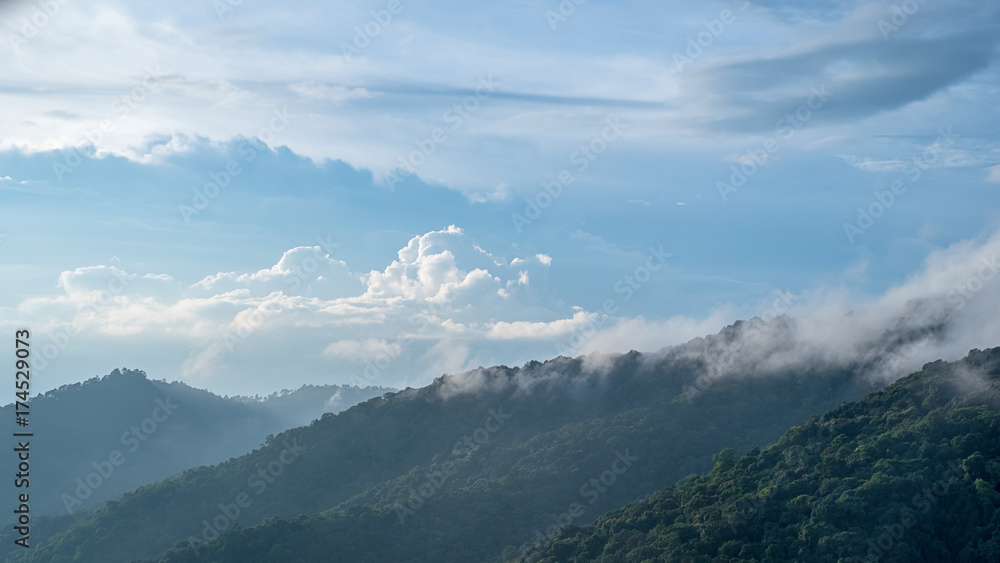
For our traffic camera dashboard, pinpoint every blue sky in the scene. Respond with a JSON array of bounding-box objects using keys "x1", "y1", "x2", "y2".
[{"x1": 1, "y1": 0, "x2": 999, "y2": 395}]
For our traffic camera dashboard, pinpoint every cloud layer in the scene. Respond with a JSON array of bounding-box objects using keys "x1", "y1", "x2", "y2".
[
  {"x1": 1, "y1": 0, "x2": 998, "y2": 396},
  {"x1": 4, "y1": 221, "x2": 1000, "y2": 395}
]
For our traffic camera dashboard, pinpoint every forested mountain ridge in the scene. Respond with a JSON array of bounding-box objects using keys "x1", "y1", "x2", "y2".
[
  {"x1": 1, "y1": 316, "x2": 956, "y2": 562},
  {"x1": 0, "y1": 317, "x2": 886, "y2": 563},
  {"x1": 0, "y1": 369, "x2": 391, "y2": 518},
  {"x1": 512, "y1": 346, "x2": 1000, "y2": 562},
  {"x1": 145, "y1": 355, "x2": 873, "y2": 563}
]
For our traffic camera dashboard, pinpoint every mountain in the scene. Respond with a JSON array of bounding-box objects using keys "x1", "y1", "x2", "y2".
[
  {"x1": 511, "y1": 347, "x2": 1000, "y2": 562},
  {"x1": 232, "y1": 384, "x2": 397, "y2": 429},
  {"x1": 1, "y1": 318, "x2": 890, "y2": 563},
  {"x1": 0, "y1": 369, "x2": 392, "y2": 518}
]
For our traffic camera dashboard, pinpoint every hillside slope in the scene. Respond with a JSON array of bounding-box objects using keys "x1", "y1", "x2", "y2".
[
  {"x1": 0, "y1": 369, "x2": 391, "y2": 518},
  {"x1": 151, "y1": 356, "x2": 870, "y2": 563},
  {"x1": 3, "y1": 317, "x2": 934, "y2": 562},
  {"x1": 512, "y1": 347, "x2": 1000, "y2": 562},
  {"x1": 16, "y1": 336, "x2": 880, "y2": 562}
]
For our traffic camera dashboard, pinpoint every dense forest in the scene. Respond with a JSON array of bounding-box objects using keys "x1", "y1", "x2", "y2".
[
  {"x1": 1, "y1": 319, "x2": 891, "y2": 562},
  {"x1": 512, "y1": 347, "x2": 1000, "y2": 562},
  {"x1": 148, "y1": 356, "x2": 872, "y2": 563},
  {"x1": 6, "y1": 321, "x2": 994, "y2": 562}
]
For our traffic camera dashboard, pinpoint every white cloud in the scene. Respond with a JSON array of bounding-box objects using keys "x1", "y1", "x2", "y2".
[
  {"x1": 288, "y1": 82, "x2": 376, "y2": 104},
  {"x1": 486, "y1": 311, "x2": 595, "y2": 340},
  {"x1": 838, "y1": 137, "x2": 994, "y2": 175},
  {"x1": 574, "y1": 311, "x2": 735, "y2": 356},
  {"x1": 468, "y1": 183, "x2": 512, "y2": 204},
  {"x1": 987, "y1": 164, "x2": 1000, "y2": 183},
  {"x1": 838, "y1": 154, "x2": 907, "y2": 173},
  {"x1": 323, "y1": 339, "x2": 401, "y2": 361},
  {"x1": 5, "y1": 222, "x2": 1000, "y2": 396},
  {"x1": 420, "y1": 339, "x2": 477, "y2": 381},
  {"x1": 192, "y1": 246, "x2": 360, "y2": 298},
  {"x1": 3, "y1": 226, "x2": 569, "y2": 390},
  {"x1": 511, "y1": 254, "x2": 551, "y2": 267}
]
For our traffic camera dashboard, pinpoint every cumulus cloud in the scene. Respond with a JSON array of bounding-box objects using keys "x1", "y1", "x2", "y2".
[
  {"x1": 358, "y1": 226, "x2": 552, "y2": 318},
  {"x1": 3, "y1": 226, "x2": 567, "y2": 390},
  {"x1": 192, "y1": 246, "x2": 360, "y2": 299},
  {"x1": 57, "y1": 265, "x2": 177, "y2": 297},
  {"x1": 7, "y1": 222, "x2": 1000, "y2": 397}
]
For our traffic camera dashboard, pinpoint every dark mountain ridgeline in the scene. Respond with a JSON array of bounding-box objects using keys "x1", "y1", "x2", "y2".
[
  {"x1": 3, "y1": 315, "x2": 985, "y2": 562},
  {"x1": 510, "y1": 347, "x2": 1000, "y2": 562},
  {"x1": 0, "y1": 369, "x2": 391, "y2": 518},
  {"x1": 1, "y1": 318, "x2": 888, "y2": 563},
  {"x1": 148, "y1": 357, "x2": 875, "y2": 563}
]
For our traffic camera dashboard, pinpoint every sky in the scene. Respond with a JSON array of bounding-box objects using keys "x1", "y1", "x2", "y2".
[{"x1": 0, "y1": 0, "x2": 998, "y2": 396}]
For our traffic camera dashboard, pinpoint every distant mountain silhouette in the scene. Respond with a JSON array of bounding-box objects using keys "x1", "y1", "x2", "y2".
[
  {"x1": 0, "y1": 368, "x2": 392, "y2": 518},
  {"x1": 2, "y1": 319, "x2": 882, "y2": 562},
  {"x1": 4, "y1": 315, "x2": 989, "y2": 563}
]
